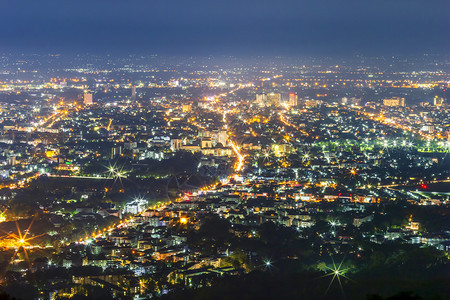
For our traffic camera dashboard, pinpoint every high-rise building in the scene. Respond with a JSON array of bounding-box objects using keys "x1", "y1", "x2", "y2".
[
  {"x1": 289, "y1": 93, "x2": 298, "y2": 106},
  {"x1": 83, "y1": 93, "x2": 93, "y2": 105},
  {"x1": 170, "y1": 138, "x2": 182, "y2": 151},
  {"x1": 383, "y1": 97, "x2": 405, "y2": 107},
  {"x1": 256, "y1": 93, "x2": 267, "y2": 106},
  {"x1": 255, "y1": 92, "x2": 281, "y2": 107},
  {"x1": 304, "y1": 99, "x2": 323, "y2": 108},
  {"x1": 433, "y1": 96, "x2": 444, "y2": 107},
  {"x1": 182, "y1": 104, "x2": 192, "y2": 113},
  {"x1": 420, "y1": 125, "x2": 435, "y2": 134},
  {"x1": 342, "y1": 97, "x2": 361, "y2": 106},
  {"x1": 131, "y1": 85, "x2": 136, "y2": 99},
  {"x1": 111, "y1": 145, "x2": 122, "y2": 158},
  {"x1": 267, "y1": 93, "x2": 281, "y2": 106}
]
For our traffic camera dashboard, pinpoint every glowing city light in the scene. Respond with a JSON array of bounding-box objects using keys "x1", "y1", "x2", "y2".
[{"x1": 229, "y1": 140, "x2": 246, "y2": 172}]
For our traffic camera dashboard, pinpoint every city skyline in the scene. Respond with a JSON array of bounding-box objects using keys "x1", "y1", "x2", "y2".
[
  {"x1": 0, "y1": 54, "x2": 448, "y2": 299},
  {"x1": 0, "y1": 1, "x2": 448, "y2": 299}
]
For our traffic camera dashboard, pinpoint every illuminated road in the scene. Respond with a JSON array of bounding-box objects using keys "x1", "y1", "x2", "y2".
[
  {"x1": 279, "y1": 111, "x2": 309, "y2": 137},
  {"x1": 47, "y1": 174, "x2": 111, "y2": 180},
  {"x1": 39, "y1": 110, "x2": 61, "y2": 127},
  {"x1": 106, "y1": 118, "x2": 113, "y2": 131},
  {"x1": 0, "y1": 173, "x2": 41, "y2": 190},
  {"x1": 378, "y1": 178, "x2": 450, "y2": 189},
  {"x1": 41, "y1": 109, "x2": 69, "y2": 128},
  {"x1": 206, "y1": 83, "x2": 257, "y2": 173},
  {"x1": 249, "y1": 126, "x2": 258, "y2": 137},
  {"x1": 355, "y1": 110, "x2": 440, "y2": 140},
  {"x1": 221, "y1": 112, "x2": 246, "y2": 172},
  {"x1": 229, "y1": 138, "x2": 246, "y2": 172}
]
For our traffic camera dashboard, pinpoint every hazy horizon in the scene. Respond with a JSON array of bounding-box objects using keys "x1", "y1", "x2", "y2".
[{"x1": 1, "y1": 0, "x2": 449, "y2": 56}]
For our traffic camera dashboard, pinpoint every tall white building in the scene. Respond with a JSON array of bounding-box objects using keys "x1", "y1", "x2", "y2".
[
  {"x1": 84, "y1": 93, "x2": 93, "y2": 105},
  {"x1": 289, "y1": 93, "x2": 298, "y2": 106},
  {"x1": 124, "y1": 199, "x2": 148, "y2": 214}
]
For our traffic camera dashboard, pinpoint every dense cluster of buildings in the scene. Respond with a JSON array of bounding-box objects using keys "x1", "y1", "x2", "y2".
[{"x1": 0, "y1": 54, "x2": 448, "y2": 299}]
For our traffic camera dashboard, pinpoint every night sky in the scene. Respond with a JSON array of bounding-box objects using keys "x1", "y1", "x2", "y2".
[{"x1": 1, "y1": 0, "x2": 448, "y2": 55}]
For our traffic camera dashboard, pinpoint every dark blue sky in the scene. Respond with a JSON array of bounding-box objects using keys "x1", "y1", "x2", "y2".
[{"x1": 1, "y1": 0, "x2": 448, "y2": 55}]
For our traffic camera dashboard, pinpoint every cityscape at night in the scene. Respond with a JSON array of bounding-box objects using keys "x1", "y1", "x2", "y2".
[{"x1": 0, "y1": 1, "x2": 449, "y2": 299}]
